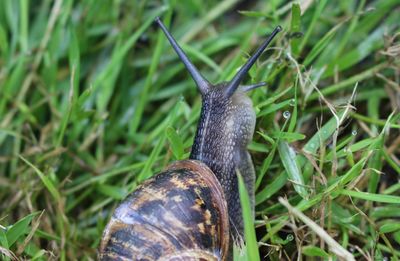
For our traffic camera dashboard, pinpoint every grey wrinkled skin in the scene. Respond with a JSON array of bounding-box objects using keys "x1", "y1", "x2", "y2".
[{"x1": 189, "y1": 82, "x2": 256, "y2": 243}]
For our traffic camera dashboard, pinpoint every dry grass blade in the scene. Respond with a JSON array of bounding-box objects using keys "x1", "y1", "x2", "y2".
[{"x1": 279, "y1": 197, "x2": 355, "y2": 261}]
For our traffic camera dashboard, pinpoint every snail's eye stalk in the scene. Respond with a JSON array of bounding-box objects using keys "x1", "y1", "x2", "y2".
[
  {"x1": 240, "y1": 82, "x2": 267, "y2": 92},
  {"x1": 225, "y1": 26, "x2": 282, "y2": 98},
  {"x1": 155, "y1": 17, "x2": 210, "y2": 95}
]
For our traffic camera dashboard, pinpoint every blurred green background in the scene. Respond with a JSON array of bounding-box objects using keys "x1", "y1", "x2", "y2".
[{"x1": 0, "y1": 0, "x2": 399, "y2": 260}]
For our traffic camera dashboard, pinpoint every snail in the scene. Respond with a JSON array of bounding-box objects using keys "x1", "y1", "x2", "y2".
[{"x1": 99, "y1": 17, "x2": 281, "y2": 260}]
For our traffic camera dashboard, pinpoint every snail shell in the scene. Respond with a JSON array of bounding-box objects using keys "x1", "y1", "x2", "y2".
[{"x1": 99, "y1": 160, "x2": 229, "y2": 260}]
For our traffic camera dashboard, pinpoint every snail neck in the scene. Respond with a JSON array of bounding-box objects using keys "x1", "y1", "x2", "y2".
[
  {"x1": 189, "y1": 132, "x2": 249, "y2": 185},
  {"x1": 189, "y1": 103, "x2": 237, "y2": 180},
  {"x1": 189, "y1": 91, "x2": 256, "y2": 241},
  {"x1": 189, "y1": 97, "x2": 254, "y2": 183},
  {"x1": 189, "y1": 91, "x2": 255, "y2": 182}
]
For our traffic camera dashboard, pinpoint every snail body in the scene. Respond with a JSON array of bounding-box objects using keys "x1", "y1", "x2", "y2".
[{"x1": 99, "y1": 17, "x2": 281, "y2": 260}]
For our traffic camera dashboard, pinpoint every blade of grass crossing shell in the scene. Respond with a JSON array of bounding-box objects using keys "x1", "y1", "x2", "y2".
[{"x1": 237, "y1": 170, "x2": 260, "y2": 261}]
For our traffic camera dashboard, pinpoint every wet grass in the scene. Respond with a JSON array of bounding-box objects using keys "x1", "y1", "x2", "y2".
[{"x1": 0, "y1": 0, "x2": 399, "y2": 260}]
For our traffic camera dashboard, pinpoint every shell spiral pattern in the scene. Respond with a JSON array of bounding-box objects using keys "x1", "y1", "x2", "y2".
[{"x1": 99, "y1": 160, "x2": 229, "y2": 261}]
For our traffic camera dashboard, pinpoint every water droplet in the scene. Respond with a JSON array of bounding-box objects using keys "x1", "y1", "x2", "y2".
[
  {"x1": 289, "y1": 99, "x2": 296, "y2": 106},
  {"x1": 286, "y1": 234, "x2": 294, "y2": 241},
  {"x1": 283, "y1": 111, "x2": 291, "y2": 119},
  {"x1": 349, "y1": 246, "x2": 355, "y2": 253},
  {"x1": 383, "y1": 257, "x2": 388, "y2": 261},
  {"x1": 352, "y1": 130, "x2": 357, "y2": 136}
]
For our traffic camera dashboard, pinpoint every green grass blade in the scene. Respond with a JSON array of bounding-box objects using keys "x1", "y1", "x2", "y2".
[
  {"x1": 303, "y1": 110, "x2": 346, "y2": 154},
  {"x1": 256, "y1": 171, "x2": 287, "y2": 205},
  {"x1": 165, "y1": 126, "x2": 185, "y2": 160},
  {"x1": 379, "y1": 223, "x2": 400, "y2": 234},
  {"x1": 290, "y1": 3, "x2": 301, "y2": 56},
  {"x1": 238, "y1": 171, "x2": 260, "y2": 261},
  {"x1": 339, "y1": 190, "x2": 400, "y2": 204},
  {"x1": 19, "y1": 156, "x2": 61, "y2": 202},
  {"x1": 278, "y1": 141, "x2": 308, "y2": 199},
  {"x1": 129, "y1": 6, "x2": 171, "y2": 134},
  {"x1": 302, "y1": 245, "x2": 330, "y2": 258},
  {"x1": 303, "y1": 23, "x2": 341, "y2": 67},
  {"x1": 96, "y1": 184, "x2": 127, "y2": 200},
  {"x1": 298, "y1": 0, "x2": 328, "y2": 52},
  {"x1": 6, "y1": 212, "x2": 40, "y2": 247},
  {"x1": 93, "y1": 6, "x2": 167, "y2": 112}
]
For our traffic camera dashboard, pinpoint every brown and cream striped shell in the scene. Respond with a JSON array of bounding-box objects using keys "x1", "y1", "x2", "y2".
[{"x1": 99, "y1": 160, "x2": 229, "y2": 260}]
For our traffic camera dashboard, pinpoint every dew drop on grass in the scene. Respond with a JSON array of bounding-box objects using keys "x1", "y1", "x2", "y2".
[
  {"x1": 283, "y1": 111, "x2": 291, "y2": 119},
  {"x1": 289, "y1": 99, "x2": 296, "y2": 106},
  {"x1": 286, "y1": 234, "x2": 294, "y2": 241},
  {"x1": 352, "y1": 130, "x2": 357, "y2": 136}
]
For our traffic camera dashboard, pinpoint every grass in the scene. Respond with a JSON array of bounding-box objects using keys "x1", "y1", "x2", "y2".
[{"x1": 0, "y1": 0, "x2": 399, "y2": 260}]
